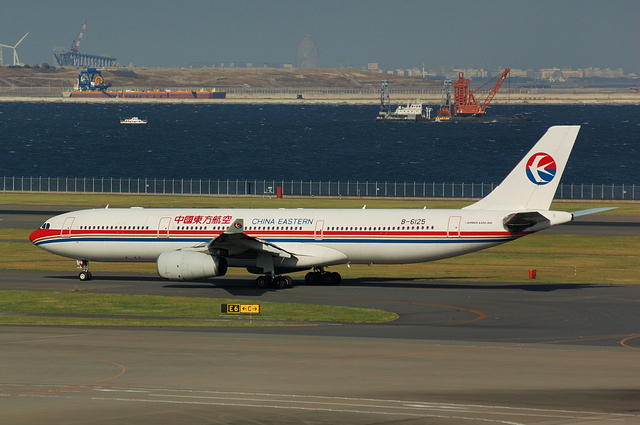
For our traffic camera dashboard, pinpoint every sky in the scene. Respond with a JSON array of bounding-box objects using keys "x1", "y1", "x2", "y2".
[{"x1": 1, "y1": 0, "x2": 638, "y2": 74}]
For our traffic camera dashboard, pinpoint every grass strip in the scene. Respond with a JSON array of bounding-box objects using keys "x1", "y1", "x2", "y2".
[
  {"x1": 3, "y1": 231, "x2": 638, "y2": 284},
  {"x1": 2, "y1": 192, "x2": 638, "y2": 215},
  {"x1": 0, "y1": 290, "x2": 398, "y2": 326},
  {"x1": 339, "y1": 234, "x2": 639, "y2": 284}
]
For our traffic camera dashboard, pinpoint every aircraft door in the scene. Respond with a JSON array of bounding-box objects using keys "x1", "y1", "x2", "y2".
[
  {"x1": 157, "y1": 217, "x2": 171, "y2": 238},
  {"x1": 61, "y1": 217, "x2": 75, "y2": 238},
  {"x1": 314, "y1": 220, "x2": 325, "y2": 240},
  {"x1": 447, "y1": 216, "x2": 461, "y2": 237}
]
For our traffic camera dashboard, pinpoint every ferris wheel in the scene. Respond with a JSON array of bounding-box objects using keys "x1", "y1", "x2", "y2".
[{"x1": 296, "y1": 35, "x2": 319, "y2": 68}]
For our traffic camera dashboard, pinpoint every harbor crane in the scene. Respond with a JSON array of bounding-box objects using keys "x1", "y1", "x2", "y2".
[
  {"x1": 54, "y1": 20, "x2": 116, "y2": 67},
  {"x1": 453, "y1": 68, "x2": 510, "y2": 116},
  {"x1": 71, "y1": 21, "x2": 87, "y2": 52}
]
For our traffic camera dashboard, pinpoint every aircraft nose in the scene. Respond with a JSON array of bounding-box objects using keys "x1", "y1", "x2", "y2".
[{"x1": 29, "y1": 228, "x2": 43, "y2": 243}]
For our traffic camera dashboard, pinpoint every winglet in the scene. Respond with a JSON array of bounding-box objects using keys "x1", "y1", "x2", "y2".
[
  {"x1": 464, "y1": 126, "x2": 580, "y2": 211},
  {"x1": 225, "y1": 218, "x2": 244, "y2": 234}
]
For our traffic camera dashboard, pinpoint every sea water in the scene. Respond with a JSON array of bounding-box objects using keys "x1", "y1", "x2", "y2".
[{"x1": 0, "y1": 103, "x2": 637, "y2": 185}]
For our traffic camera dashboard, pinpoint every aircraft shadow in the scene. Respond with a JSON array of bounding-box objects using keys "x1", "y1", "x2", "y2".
[
  {"x1": 44, "y1": 274, "x2": 275, "y2": 296},
  {"x1": 46, "y1": 274, "x2": 163, "y2": 283},
  {"x1": 163, "y1": 280, "x2": 278, "y2": 296},
  {"x1": 339, "y1": 278, "x2": 610, "y2": 292},
  {"x1": 43, "y1": 274, "x2": 609, "y2": 294}
]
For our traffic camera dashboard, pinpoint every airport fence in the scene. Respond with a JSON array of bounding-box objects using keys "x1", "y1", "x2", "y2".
[{"x1": 1, "y1": 176, "x2": 638, "y2": 200}]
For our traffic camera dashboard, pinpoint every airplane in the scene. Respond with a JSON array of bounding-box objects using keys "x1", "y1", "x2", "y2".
[{"x1": 30, "y1": 126, "x2": 612, "y2": 288}]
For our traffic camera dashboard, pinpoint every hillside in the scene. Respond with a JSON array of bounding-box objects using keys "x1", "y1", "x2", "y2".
[{"x1": 0, "y1": 66, "x2": 438, "y2": 90}]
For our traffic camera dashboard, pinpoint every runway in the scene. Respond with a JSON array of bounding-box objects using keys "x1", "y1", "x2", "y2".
[
  {"x1": 1, "y1": 272, "x2": 639, "y2": 424},
  {"x1": 1, "y1": 205, "x2": 639, "y2": 423}
]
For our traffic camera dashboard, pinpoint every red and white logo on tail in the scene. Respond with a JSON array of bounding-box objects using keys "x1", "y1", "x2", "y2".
[{"x1": 526, "y1": 152, "x2": 557, "y2": 185}]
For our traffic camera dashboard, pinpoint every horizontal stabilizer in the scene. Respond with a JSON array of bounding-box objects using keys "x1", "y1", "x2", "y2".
[{"x1": 572, "y1": 207, "x2": 617, "y2": 218}]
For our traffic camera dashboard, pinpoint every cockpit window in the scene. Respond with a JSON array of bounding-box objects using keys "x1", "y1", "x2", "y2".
[{"x1": 40, "y1": 223, "x2": 50, "y2": 229}]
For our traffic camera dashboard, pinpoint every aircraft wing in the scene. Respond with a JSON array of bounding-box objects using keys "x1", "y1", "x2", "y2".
[{"x1": 207, "y1": 219, "x2": 293, "y2": 258}]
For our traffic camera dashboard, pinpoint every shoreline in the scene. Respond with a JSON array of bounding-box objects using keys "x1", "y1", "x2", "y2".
[{"x1": 0, "y1": 91, "x2": 638, "y2": 105}]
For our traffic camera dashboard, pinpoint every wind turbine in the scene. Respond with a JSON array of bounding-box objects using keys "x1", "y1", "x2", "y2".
[{"x1": 0, "y1": 33, "x2": 29, "y2": 66}]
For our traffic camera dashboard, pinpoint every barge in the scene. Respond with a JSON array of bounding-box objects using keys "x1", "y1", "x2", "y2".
[{"x1": 68, "y1": 68, "x2": 226, "y2": 99}]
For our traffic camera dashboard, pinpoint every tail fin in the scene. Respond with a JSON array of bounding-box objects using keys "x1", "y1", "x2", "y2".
[{"x1": 464, "y1": 126, "x2": 580, "y2": 211}]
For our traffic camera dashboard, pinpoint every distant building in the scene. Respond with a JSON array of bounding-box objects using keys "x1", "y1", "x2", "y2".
[
  {"x1": 508, "y1": 68, "x2": 528, "y2": 78},
  {"x1": 540, "y1": 68, "x2": 584, "y2": 80},
  {"x1": 583, "y1": 67, "x2": 625, "y2": 78}
]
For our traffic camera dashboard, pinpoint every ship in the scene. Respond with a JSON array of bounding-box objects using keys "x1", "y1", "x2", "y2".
[
  {"x1": 376, "y1": 81, "x2": 433, "y2": 122},
  {"x1": 67, "y1": 68, "x2": 226, "y2": 99},
  {"x1": 376, "y1": 100, "x2": 433, "y2": 122},
  {"x1": 120, "y1": 116, "x2": 147, "y2": 124}
]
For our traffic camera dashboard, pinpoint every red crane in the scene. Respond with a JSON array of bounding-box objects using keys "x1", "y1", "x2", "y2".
[
  {"x1": 454, "y1": 68, "x2": 510, "y2": 117},
  {"x1": 71, "y1": 20, "x2": 87, "y2": 52}
]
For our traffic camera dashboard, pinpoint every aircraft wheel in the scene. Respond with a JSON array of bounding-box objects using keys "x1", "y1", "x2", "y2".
[
  {"x1": 322, "y1": 272, "x2": 334, "y2": 285},
  {"x1": 305, "y1": 272, "x2": 317, "y2": 285},
  {"x1": 330, "y1": 272, "x2": 341, "y2": 285},
  {"x1": 255, "y1": 275, "x2": 269, "y2": 288},
  {"x1": 79, "y1": 271, "x2": 91, "y2": 281},
  {"x1": 274, "y1": 276, "x2": 286, "y2": 289},
  {"x1": 284, "y1": 276, "x2": 293, "y2": 288}
]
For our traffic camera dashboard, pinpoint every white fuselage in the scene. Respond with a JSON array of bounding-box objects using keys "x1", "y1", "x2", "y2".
[{"x1": 30, "y1": 207, "x2": 571, "y2": 270}]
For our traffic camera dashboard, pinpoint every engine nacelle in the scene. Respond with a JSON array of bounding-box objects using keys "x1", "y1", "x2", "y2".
[{"x1": 157, "y1": 250, "x2": 228, "y2": 281}]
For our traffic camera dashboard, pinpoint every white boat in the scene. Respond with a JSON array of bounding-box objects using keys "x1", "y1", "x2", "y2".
[
  {"x1": 391, "y1": 101, "x2": 424, "y2": 117},
  {"x1": 376, "y1": 100, "x2": 432, "y2": 122},
  {"x1": 120, "y1": 116, "x2": 148, "y2": 124}
]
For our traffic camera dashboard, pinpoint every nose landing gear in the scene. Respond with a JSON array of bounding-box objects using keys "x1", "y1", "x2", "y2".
[{"x1": 77, "y1": 260, "x2": 92, "y2": 281}]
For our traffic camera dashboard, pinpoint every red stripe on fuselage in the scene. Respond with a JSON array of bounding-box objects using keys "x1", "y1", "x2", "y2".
[{"x1": 31, "y1": 228, "x2": 524, "y2": 243}]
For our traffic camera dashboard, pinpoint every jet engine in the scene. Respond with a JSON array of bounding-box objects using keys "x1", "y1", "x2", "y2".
[{"x1": 157, "y1": 250, "x2": 228, "y2": 281}]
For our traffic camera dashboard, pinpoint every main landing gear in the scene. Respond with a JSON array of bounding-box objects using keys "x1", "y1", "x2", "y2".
[
  {"x1": 77, "y1": 260, "x2": 92, "y2": 281},
  {"x1": 255, "y1": 274, "x2": 293, "y2": 289},
  {"x1": 305, "y1": 268, "x2": 341, "y2": 285}
]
